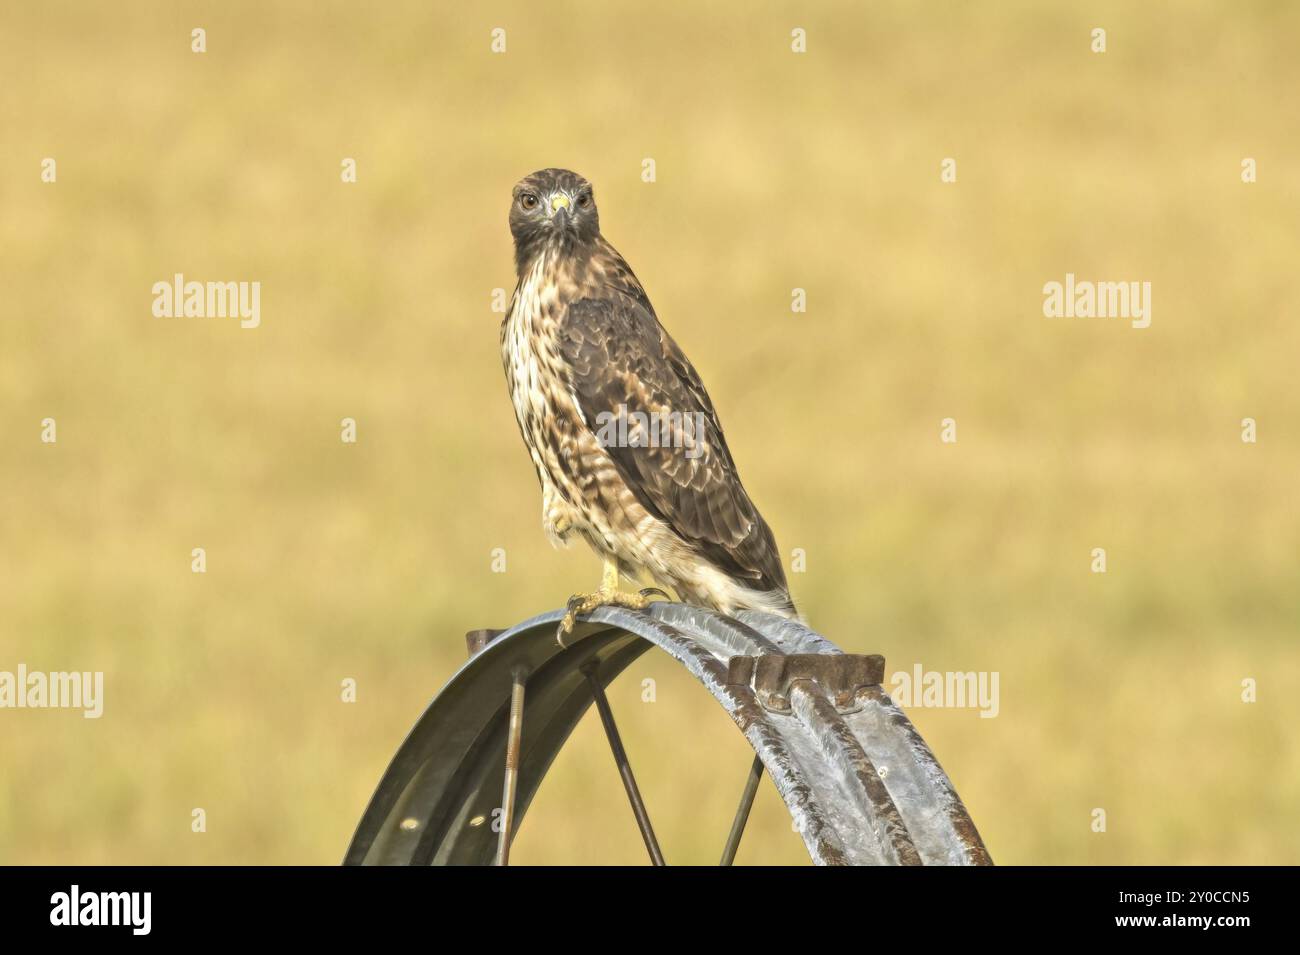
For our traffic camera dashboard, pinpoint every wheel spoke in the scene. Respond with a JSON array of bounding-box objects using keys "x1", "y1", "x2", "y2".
[
  {"x1": 584, "y1": 668, "x2": 666, "y2": 865},
  {"x1": 494, "y1": 666, "x2": 528, "y2": 866},
  {"x1": 719, "y1": 754, "x2": 764, "y2": 865}
]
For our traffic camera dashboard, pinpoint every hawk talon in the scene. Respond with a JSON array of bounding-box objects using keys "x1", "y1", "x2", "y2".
[
  {"x1": 639, "y1": 587, "x2": 670, "y2": 602},
  {"x1": 555, "y1": 583, "x2": 658, "y2": 647}
]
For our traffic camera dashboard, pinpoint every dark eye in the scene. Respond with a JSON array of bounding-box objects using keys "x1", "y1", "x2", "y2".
[
  {"x1": 520, "y1": 194, "x2": 539, "y2": 210},
  {"x1": 577, "y1": 193, "x2": 591, "y2": 208}
]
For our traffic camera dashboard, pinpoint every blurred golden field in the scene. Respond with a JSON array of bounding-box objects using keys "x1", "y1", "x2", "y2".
[{"x1": 1, "y1": 0, "x2": 1297, "y2": 865}]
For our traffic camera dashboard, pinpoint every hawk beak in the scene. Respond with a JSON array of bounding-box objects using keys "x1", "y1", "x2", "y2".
[{"x1": 550, "y1": 193, "x2": 572, "y2": 229}]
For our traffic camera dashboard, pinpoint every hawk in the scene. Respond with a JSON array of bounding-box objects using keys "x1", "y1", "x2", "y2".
[{"x1": 500, "y1": 168, "x2": 796, "y2": 635}]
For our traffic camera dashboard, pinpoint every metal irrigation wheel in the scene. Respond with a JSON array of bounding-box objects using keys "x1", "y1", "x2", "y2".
[{"x1": 344, "y1": 603, "x2": 992, "y2": 866}]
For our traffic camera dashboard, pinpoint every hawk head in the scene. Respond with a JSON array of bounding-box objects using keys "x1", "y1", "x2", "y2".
[{"x1": 509, "y1": 168, "x2": 599, "y2": 269}]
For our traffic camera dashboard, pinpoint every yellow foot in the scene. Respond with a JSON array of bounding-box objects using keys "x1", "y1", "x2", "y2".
[{"x1": 556, "y1": 587, "x2": 668, "y2": 646}]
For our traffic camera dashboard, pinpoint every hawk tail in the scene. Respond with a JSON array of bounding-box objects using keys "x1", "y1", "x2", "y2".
[{"x1": 715, "y1": 582, "x2": 800, "y2": 622}]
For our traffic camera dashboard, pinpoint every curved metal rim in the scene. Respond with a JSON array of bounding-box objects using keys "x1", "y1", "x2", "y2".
[{"x1": 344, "y1": 603, "x2": 992, "y2": 866}]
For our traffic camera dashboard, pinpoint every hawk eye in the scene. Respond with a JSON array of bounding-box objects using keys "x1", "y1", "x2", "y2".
[
  {"x1": 520, "y1": 194, "x2": 539, "y2": 210},
  {"x1": 577, "y1": 193, "x2": 591, "y2": 208}
]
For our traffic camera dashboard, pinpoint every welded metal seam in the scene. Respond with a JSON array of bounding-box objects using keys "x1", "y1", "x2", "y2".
[
  {"x1": 858, "y1": 686, "x2": 992, "y2": 864},
  {"x1": 790, "y1": 683, "x2": 923, "y2": 865}
]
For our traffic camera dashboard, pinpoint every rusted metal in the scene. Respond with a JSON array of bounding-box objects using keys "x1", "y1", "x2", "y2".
[
  {"x1": 465, "y1": 629, "x2": 504, "y2": 658},
  {"x1": 346, "y1": 603, "x2": 992, "y2": 866},
  {"x1": 719, "y1": 754, "x2": 764, "y2": 866},
  {"x1": 583, "y1": 667, "x2": 665, "y2": 865},
  {"x1": 726, "y1": 653, "x2": 886, "y2": 712},
  {"x1": 792, "y1": 683, "x2": 921, "y2": 865},
  {"x1": 493, "y1": 665, "x2": 528, "y2": 866},
  {"x1": 855, "y1": 684, "x2": 995, "y2": 866}
]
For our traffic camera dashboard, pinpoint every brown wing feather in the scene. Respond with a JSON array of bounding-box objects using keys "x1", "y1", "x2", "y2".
[{"x1": 558, "y1": 292, "x2": 788, "y2": 595}]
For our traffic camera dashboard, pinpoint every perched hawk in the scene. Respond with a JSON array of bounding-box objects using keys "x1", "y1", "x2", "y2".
[{"x1": 500, "y1": 168, "x2": 796, "y2": 634}]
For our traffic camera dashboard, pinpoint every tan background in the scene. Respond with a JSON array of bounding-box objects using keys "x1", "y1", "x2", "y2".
[{"x1": 1, "y1": 1, "x2": 1297, "y2": 864}]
